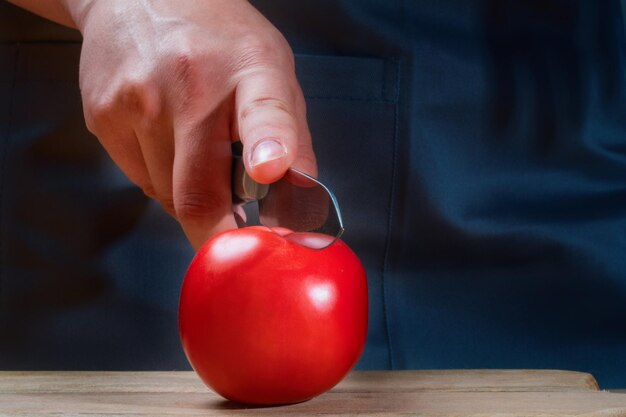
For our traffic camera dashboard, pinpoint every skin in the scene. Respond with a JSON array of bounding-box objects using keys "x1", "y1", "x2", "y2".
[{"x1": 7, "y1": 0, "x2": 317, "y2": 249}]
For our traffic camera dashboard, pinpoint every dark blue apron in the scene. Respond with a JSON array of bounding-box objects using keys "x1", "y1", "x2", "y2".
[{"x1": 1, "y1": 1, "x2": 626, "y2": 387}]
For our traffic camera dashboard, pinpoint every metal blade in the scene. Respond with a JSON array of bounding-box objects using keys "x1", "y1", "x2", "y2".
[{"x1": 231, "y1": 142, "x2": 344, "y2": 249}]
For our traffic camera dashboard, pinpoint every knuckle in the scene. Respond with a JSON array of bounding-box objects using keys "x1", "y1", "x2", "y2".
[
  {"x1": 86, "y1": 74, "x2": 161, "y2": 128},
  {"x1": 85, "y1": 97, "x2": 116, "y2": 134},
  {"x1": 234, "y1": 35, "x2": 291, "y2": 71},
  {"x1": 239, "y1": 96, "x2": 294, "y2": 122},
  {"x1": 173, "y1": 51, "x2": 196, "y2": 83},
  {"x1": 83, "y1": 111, "x2": 99, "y2": 135},
  {"x1": 167, "y1": 45, "x2": 203, "y2": 89},
  {"x1": 175, "y1": 191, "x2": 225, "y2": 222},
  {"x1": 238, "y1": 37, "x2": 275, "y2": 66},
  {"x1": 118, "y1": 75, "x2": 159, "y2": 116},
  {"x1": 164, "y1": 46, "x2": 207, "y2": 109}
]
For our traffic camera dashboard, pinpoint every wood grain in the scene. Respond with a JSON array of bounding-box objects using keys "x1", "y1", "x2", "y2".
[
  {"x1": 0, "y1": 370, "x2": 599, "y2": 394},
  {"x1": 1, "y1": 370, "x2": 625, "y2": 417}
]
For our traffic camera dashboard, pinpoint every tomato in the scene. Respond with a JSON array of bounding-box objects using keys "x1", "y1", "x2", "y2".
[{"x1": 178, "y1": 226, "x2": 368, "y2": 405}]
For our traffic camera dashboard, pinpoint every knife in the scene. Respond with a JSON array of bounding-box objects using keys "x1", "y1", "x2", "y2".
[{"x1": 231, "y1": 141, "x2": 344, "y2": 249}]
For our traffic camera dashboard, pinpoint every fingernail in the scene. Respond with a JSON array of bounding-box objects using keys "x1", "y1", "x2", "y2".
[{"x1": 249, "y1": 139, "x2": 286, "y2": 167}]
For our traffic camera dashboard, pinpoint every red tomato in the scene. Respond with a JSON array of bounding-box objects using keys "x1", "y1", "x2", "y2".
[{"x1": 178, "y1": 226, "x2": 368, "y2": 405}]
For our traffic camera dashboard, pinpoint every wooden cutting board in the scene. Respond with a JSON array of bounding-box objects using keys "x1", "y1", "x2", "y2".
[{"x1": 1, "y1": 370, "x2": 626, "y2": 416}]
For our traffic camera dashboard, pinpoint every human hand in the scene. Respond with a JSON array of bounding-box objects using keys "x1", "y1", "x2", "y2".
[{"x1": 70, "y1": 0, "x2": 316, "y2": 249}]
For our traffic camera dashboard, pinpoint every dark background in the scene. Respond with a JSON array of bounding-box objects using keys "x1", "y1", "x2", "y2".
[{"x1": 1, "y1": 0, "x2": 626, "y2": 387}]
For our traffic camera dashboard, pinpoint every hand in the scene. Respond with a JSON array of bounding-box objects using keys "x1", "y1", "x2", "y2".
[{"x1": 71, "y1": 0, "x2": 316, "y2": 249}]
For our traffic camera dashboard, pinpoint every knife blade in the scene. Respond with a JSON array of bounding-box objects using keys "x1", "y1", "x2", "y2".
[{"x1": 231, "y1": 141, "x2": 344, "y2": 249}]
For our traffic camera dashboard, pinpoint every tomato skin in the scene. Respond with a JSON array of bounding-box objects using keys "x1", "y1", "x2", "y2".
[{"x1": 178, "y1": 226, "x2": 368, "y2": 405}]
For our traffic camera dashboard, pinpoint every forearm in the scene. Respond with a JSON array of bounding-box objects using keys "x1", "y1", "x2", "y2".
[{"x1": 5, "y1": 0, "x2": 93, "y2": 29}]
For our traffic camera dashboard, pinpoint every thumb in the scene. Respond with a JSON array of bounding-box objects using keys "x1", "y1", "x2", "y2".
[{"x1": 236, "y1": 68, "x2": 310, "y2": 184}]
